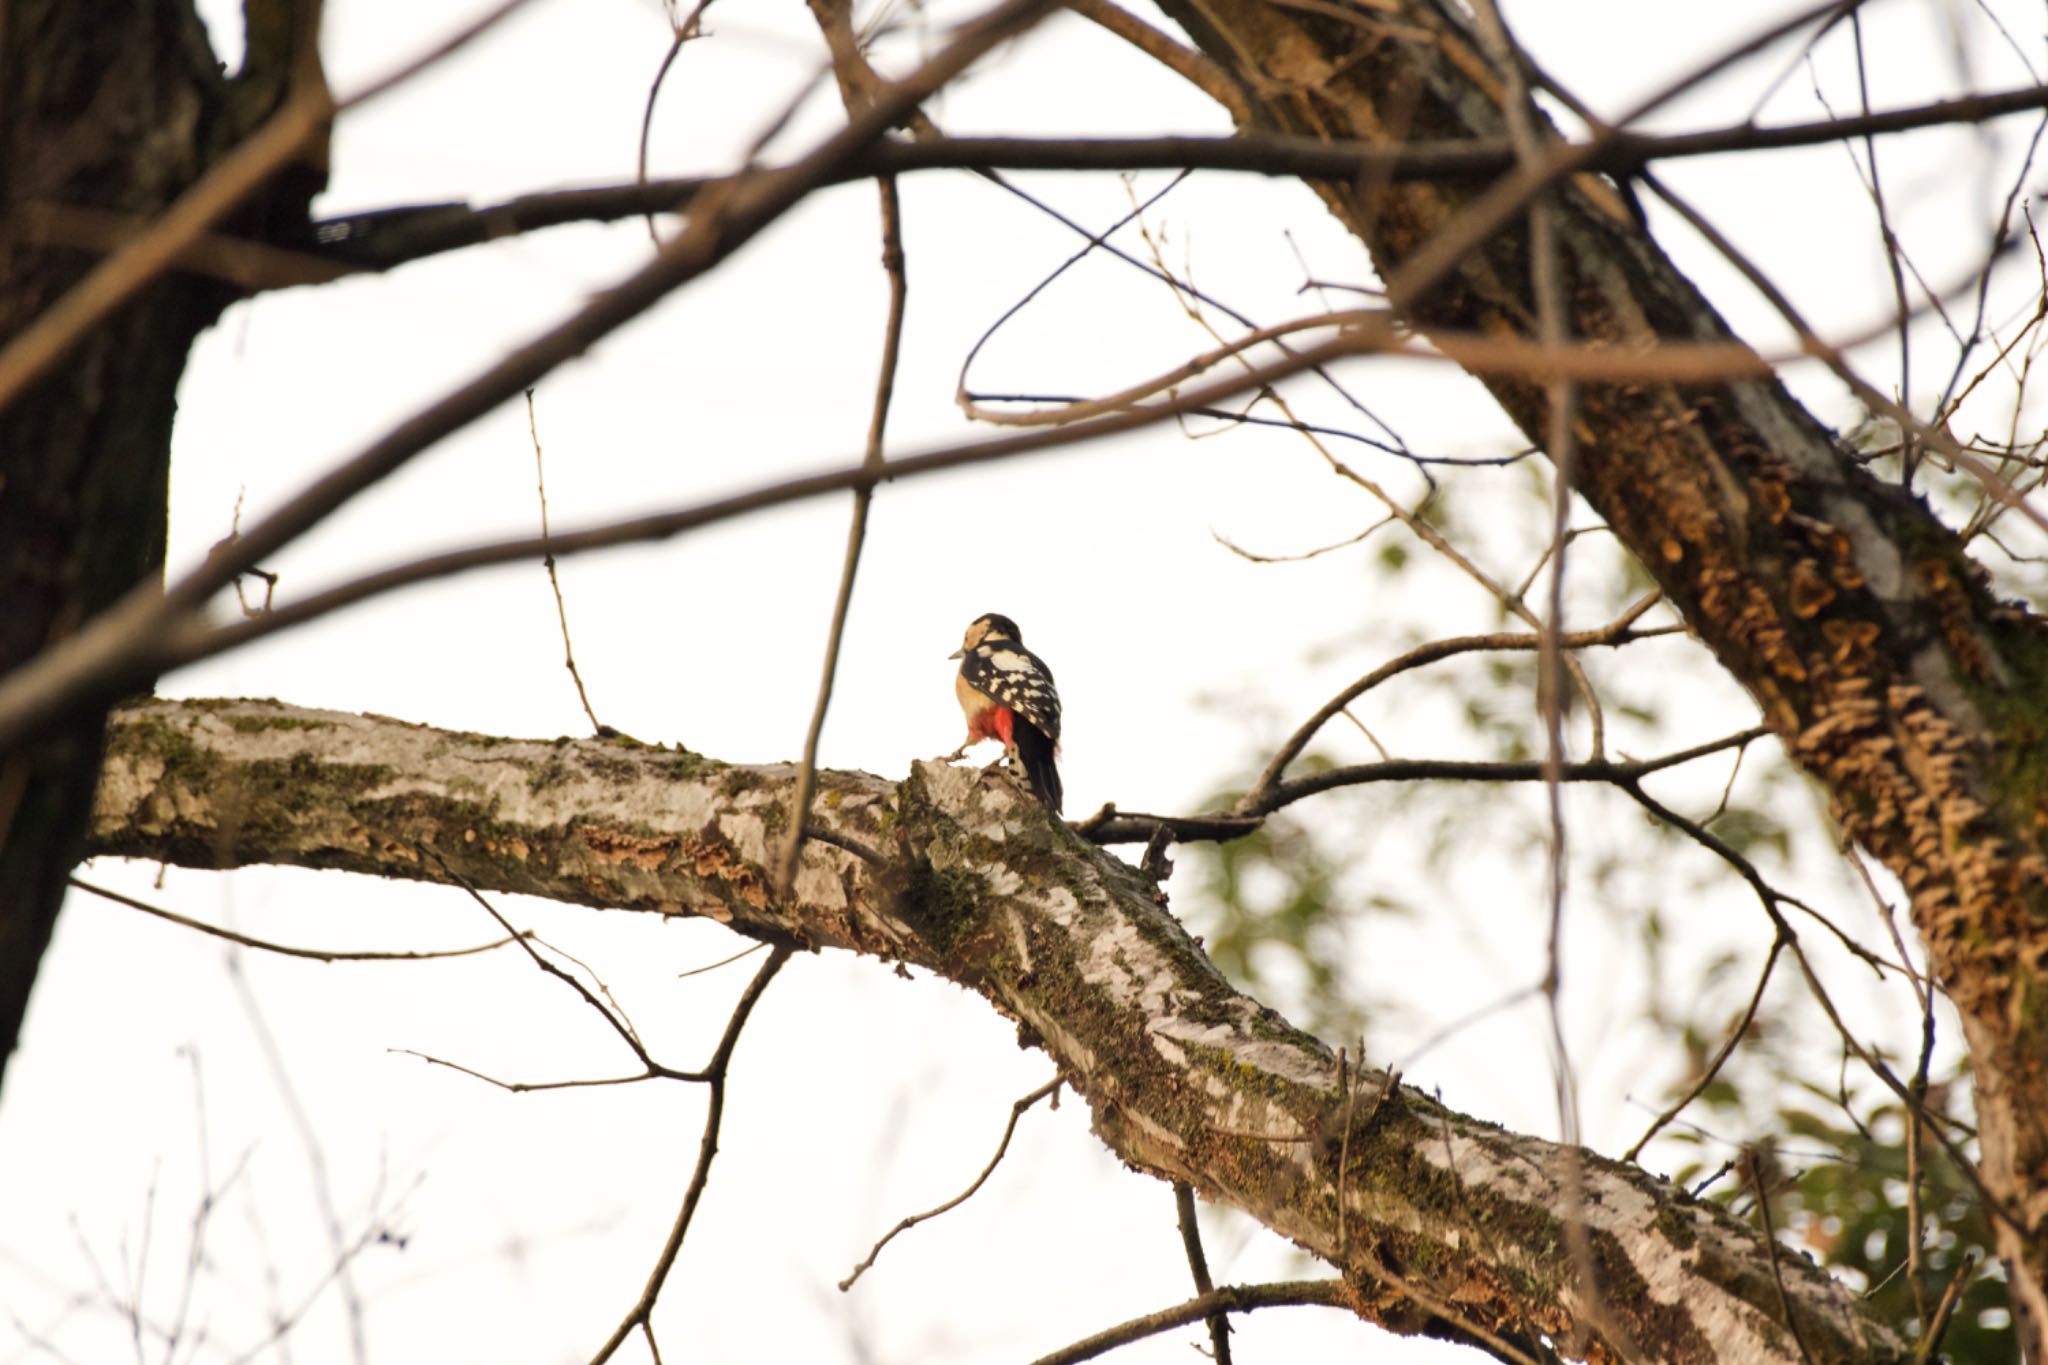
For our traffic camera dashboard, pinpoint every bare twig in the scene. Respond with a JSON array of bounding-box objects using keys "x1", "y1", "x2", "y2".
[
  {"x1": 1912, "y1": 1250, "x2": 1979, "y2": 1363},
  {"x1": 526, "y1": 390, "x2": 603, "y2": 734},
  {"x1": 586, "y1": 944, "x2": 793, "y2": 1365},
  {"x1": 305, "y1": 85, "x2": 2048, "y2": 270},
  {"x1": 1742, "y1": 1148, "x2": 1817, "y2": 1365},
  {"x1": 1466, "y1": 3, "x2": 1618, "y2": 1349},
  {"x1": 839, "y1": 1077, "x2": 1061, "y2": 1290},
  {"x1": 1173, "y1": 1182, "x2": 1231, "y2": 1365},
  {"x1": 1027, "y1": 1281, "x2": 1349, "y2": 1365},
  {"x1": 677, "y1": 941, "x2": 770, "y2": 980},
  {"x1": 0, "y1": 0, "x2": 1059, "y2": 751},
  {"x1": 1245, "y1": 595, "x2": 1667, "y2": 809},
  {"x1": 1063, "y1": 0, "x2": 1248, "y2": 122},
  {"x1": 1623, "y1": 932, "x2": 1788, "y2": 1163},
  {"x1": 69, "y1": 877, "x2": 531, "y2": 963},
  {"x1": 637, "y1": 0, "x2": 715, "y2": 245},
  {"x1": 222, "y1": 941, "x2": 370, "y2": 1365},
  {"x1": 1083, "y1": 725, "x2": 1772, "y2": 845},
  {"x1": 775, "y1": 152, "x2": 910, "y2": 893}
]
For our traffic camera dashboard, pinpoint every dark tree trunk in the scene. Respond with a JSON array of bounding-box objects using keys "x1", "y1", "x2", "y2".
[
  {"x1": 1144, "y1": 0, "x2": 2048, "y2": 1352},
  {"x1": 0, "y1": 0, "x2": 324, "y2": 1084}
]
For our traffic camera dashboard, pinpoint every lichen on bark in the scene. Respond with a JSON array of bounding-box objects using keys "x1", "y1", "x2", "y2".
[{"x1": 86, "y1": 697, "x2": 1905, "y2": 1362}]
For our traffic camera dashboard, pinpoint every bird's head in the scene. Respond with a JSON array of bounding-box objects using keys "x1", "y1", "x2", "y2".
[{"x1": 950, "y1": 612, "x2": 1022, "y2": 659}]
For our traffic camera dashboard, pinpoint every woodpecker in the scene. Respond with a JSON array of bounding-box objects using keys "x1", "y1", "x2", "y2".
[{"x1": 948, "y1": 612, "x2": 1063, "y2": 814}]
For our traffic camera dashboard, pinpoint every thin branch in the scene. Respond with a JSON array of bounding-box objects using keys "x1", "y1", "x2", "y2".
[
  {"x1": 412, "y1": 844, "x2": 779, "y2": 1091},
  {"x1": 1064, "y1": 0, "x2": 1249, "y2": 121},
  {"x1": 1173, "y1": 1183, "x2": 1230, "y2": 1365},
  {"x1": 0, "y1": 0, "x2": 1059, "y2": 750},
  {"x1": 0, "y1": 326, "x2": 1393, "y2": 745},
  {"x1": 586, "y1": 944, "x2": 793, "y2": 1365},
  {"x1": 637, "y1": 0, "x2": 714, "y2": 245},
  {"x1": 775, "y1": 161, "x2": 910, "y2": 893},
  {"x1": 1467, "y1": 2, "x2": 1618, "y2": 1347},
  {"x1": 1245, "y1": 594, "x2": 1667, "y2": 809},
  {"x1": 1912, "y1": 1249, "x2": 1979, "y2": 1364},
  {"x1": 1080, "y1": 724, "x2": 1772, "y2": 845},
  {"x1": 302, "y1": 84, "x2": 2048, "y2": 270},
  {"x1": 526, "y1": 390, "x2": 603, "y2": 733},
  {"x1": 676, "y1": 941, "x2": 769, "y2": 980},
  {"x1": 390, "y1": 1048, "x2": 662, "y2": 1094},
  {"x1": 1026, "y1": 1281, "x2": 1349, "y2": 1365},
  {"x1": 1623, "y1": 932, "x2": 1787, "y2": 1163},
  {"x1": 838, "y1": 1077, "x2": 1061, "y2": 1290},
  {"x1": 68, "y1": 876, "x2": 530, "y2": 963},
  {"x1": 1743, "y1": 1149, "x2": 1817, "y2": 1365}
]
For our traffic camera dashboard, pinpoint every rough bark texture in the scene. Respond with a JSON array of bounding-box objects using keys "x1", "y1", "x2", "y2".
[
  {"x1": 87, "y1": 697, "x2": 1909, "y2": 1363},
  {"x1": 1141, "y1": 0, "x2": 2048, "y2": 1352},
  {"x1": 0, "y1": 0, "x2": 324, "y2": 1083}
]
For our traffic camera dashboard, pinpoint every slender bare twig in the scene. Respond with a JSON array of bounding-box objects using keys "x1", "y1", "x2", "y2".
[
  {"x1": 676, "y1": 941, "x2": 769, "y2": 980},
  {"x1": 221, "y1": 943, "x2": 370, "y2": 1365},
  {"x1": 1382, "y1": 0, "x2": 1874, "y2": 313},
  {"x1": 1623, "y1": 932, "x2": 1788, "y2": 1163},
  {"x1": 1063, "y1": 0, "x2": 1248, "y2": 122},
  {"x1": 526, "y1": 391, "x2": 603, "y2": 734},
  {"x1": 1173, "y1": 1183, "x2": 1230, "y2": 1365},
  {"x1": 1467, "y1": 3, "x2": 1620, "y2": 1350},
  {"x1": 1078, "y1": 724, "x2": 1771, "y2": 845},
  {"x1": 304, "y1": 84, "x2": 2048, "y2": 270},
  {"x1": 586, "y1": 944, "x2": 792, "y2": 1365},
  {"x1": 1245, "y1": 594, "x2": 1666, "y2": 809},
  {"x1": 1026, "y1": 1281, "x2": 1349, "y2": 1365},
  {"x1": 774, "y1": 158, "x2": 909, "y2": 893},
  {"x1": 1743, "y1": 1148, "x2": 1817, "y2": 1365},
  {"x1": 389, "y1": 1048, "x2": 666, "y2": 1094},
  {"x1": 1214, "y1": 516, "x2": 1392, "y2": 564},
  {"x1": 68, "y1": 876, "x2": 531, "y2": 963},
  {"x1": 960, "y1": 306, "x2": 1379, "y2": 426},
  {"x1": 1632, "y1": 798, "x2": 2020, "y2": 1233},
  {"x1": 1912, "y1": 1249, "x2": 1979, "y2": 1363},
  {"x1": 1843, "y1": 845, "x2": 1941, "y2": 1315},
  {"x1": 1845, "y1": 15, "x2": 1916, "y2": 486},
  {"x1": 1636, "y1": 165, "x2": 2048, "y2": 539},
  {"x1": 637, "y1": 0, "x2": 715, "y2": 245},
  {"x1": 0, "y1": 0, "x2": 1059, "y2": 750},
  {"x1": 839, "y1": 1077, "x2": 1061, "y2": 1290}
]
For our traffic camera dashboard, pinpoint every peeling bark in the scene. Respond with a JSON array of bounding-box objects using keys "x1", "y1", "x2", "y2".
[
  {"x1": 88, "y1": 697, "x2": 1906, "y2": 1363},
  {"x1": 1140, "y1": 0, "x2": 2048, "y2": 1350}
]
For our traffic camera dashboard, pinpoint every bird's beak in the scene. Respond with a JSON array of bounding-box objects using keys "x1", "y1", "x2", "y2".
[{"x1": 947, "y1": 648, "x2": 964, "y2": 660}]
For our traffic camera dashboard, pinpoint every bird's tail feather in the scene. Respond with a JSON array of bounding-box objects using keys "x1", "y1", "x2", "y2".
[{"x1": 1013, "y1": 723, "x2": 1063, "y2": 814}]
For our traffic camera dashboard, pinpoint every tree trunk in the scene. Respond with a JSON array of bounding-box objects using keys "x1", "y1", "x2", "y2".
[
  {"x1": 1140, "y1": 0, "x2": 2048, "y2": 1352},
  {"x1": 86, "y1": 697, "x2": 1910, "y2": 1364},
  {"x1": 0, "y1": 0, "x2": 324, "y2": 1083}
]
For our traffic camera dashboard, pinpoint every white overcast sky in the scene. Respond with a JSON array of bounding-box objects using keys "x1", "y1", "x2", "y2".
[{"x1": 3, "y1": 1, "x2": 2042, "y2": 1361}]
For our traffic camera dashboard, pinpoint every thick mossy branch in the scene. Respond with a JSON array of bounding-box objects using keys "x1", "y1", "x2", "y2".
[{"x1": 88, "y1": 697, "x2": 1901, "y2": 1363}]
